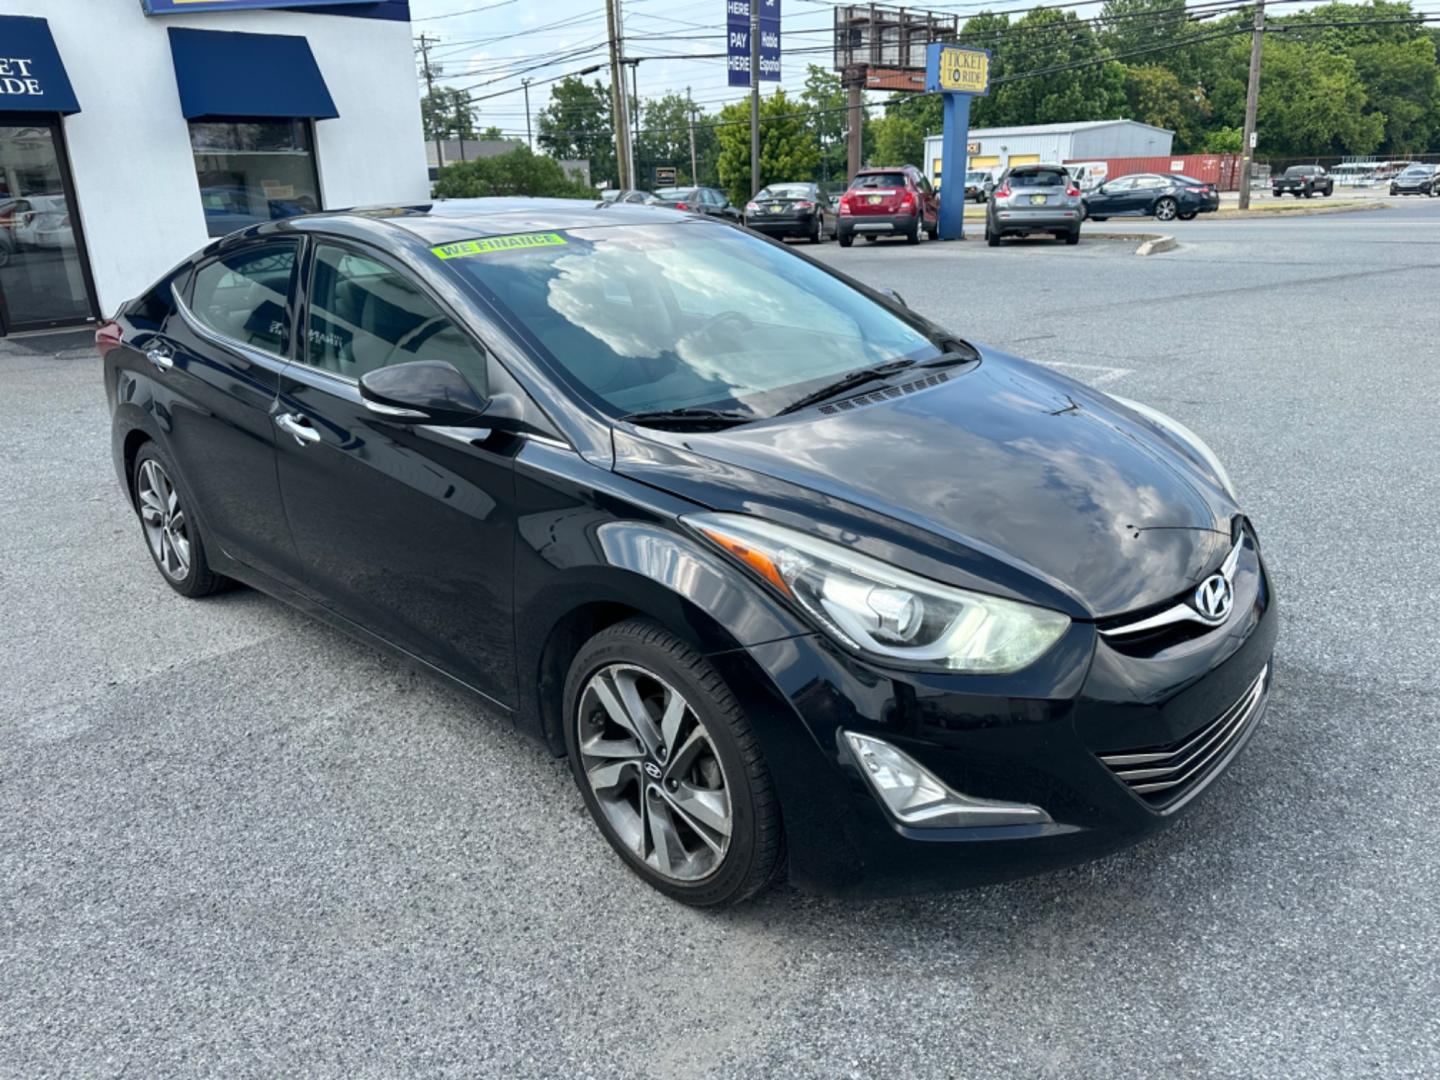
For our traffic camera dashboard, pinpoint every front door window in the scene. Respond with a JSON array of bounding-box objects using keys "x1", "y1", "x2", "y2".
[{"x1": 0, "y1": 119, "x2": 97, "y2": 332}]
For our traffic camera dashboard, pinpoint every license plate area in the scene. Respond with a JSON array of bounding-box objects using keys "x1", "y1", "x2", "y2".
[{"x1": 1030, "y1": 194, "x2": 1048, "y2": 205}]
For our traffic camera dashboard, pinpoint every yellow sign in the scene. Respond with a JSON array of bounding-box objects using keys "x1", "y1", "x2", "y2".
[
  {"x1": 432, "y1": 233, "x2": 568, "y2": 259},
  {"x1": 937, "y1": 48, "x2": 990, "y2": 95}
]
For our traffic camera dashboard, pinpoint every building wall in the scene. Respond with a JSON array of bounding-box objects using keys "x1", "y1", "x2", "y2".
[
  {"x1": 1070, "y1": 124, "x2": 1173, "y2": 160},
  {"x1": 4, "y1": 0, "x2": 428, "y2": 315}
]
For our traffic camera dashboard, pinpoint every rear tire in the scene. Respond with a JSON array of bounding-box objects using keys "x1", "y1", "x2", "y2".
[
  {"x1": 1065, "y1": 228, "x2": 1080, "y2": 245},
  {"x1": 1089, "y1": 215, "x2": 1108, "y2": 222},
  {"x1": 563, "y1": 618, "x2": 785, "y2": 907},
  {"x1": 905, "y1": 217, "x2": 920, "y2": 244},
  {"x1": 864, "y1": 234, "x2": 878, "y2": 243},
  {"x1": 985, "y1": 222, "x2": 1000, "y2": 247},
  {"x1": 809, "y1": 215, "x2": 823, "y2": 244},
  {"x1": 132, "y1": 443, "x2": 229, "y2": 599}
]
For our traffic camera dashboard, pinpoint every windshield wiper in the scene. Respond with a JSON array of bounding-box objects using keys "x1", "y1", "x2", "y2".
[
  {"x1": 620, "y1": 406, "x2": 757, "y2": 430},
  {"x1": 775, "y1": 358, "x2": 918, "y2": 416},
  {"x1": 775, "y1": 351, "x2": 971, "y2": 417}
]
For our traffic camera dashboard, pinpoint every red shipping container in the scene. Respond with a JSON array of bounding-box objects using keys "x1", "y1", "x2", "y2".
[{"x1": 1064, "y1": 153, "x2": 1243, "y2": 190}]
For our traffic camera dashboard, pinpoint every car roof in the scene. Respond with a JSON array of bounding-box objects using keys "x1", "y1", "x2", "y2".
[{"x1": 299, "y1": 197, "x2": 702, "y2": 246}]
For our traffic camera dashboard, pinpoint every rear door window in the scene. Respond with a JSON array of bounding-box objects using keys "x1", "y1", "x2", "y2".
[{"x1": 188, "y1": 242, "x2": 299, "y2": 355}]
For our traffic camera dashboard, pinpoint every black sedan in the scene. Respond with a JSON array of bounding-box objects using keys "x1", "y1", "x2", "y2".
[
  {"x1": 1389, "y1": 164, "x2": 1440, "y2": 196},
  {"x1": 100, "y1": 200, "x2": 1276, "y2": 906},
  {"x1": 651, "y1": 186, "x2": 741, "y2": 221},
  {"x1": 1085, "y1": 173, "x2": 1221, "y2": 222},
  {"x1": 743, "y1": 182, "x2": 835, "y2": 242}
]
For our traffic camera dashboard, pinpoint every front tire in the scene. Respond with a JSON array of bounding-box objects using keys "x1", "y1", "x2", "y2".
[
  {"x1": 563, "y1": 619, "x2": 785, "y2": 907},
  {"x1": 132, "y1": 444, "x2": 229, "y2": 598}
]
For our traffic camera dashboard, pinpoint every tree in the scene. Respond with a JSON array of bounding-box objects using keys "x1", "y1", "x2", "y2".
[
  {"x1": 714, "y1": 89, "x2": 822, "y2": 203},
  {"x1": 1123, "y1": 65, "x2": 1210, "y2": 151},
  {"x1": 799, "y1": 66, "x2": 849, "y2": 183},
  {"x1": 536, "y1": 77, "x2": 615, "y2": 187},
  {"x1": 869, "y1": 112, "x2": 925, "y2": 168},
  {"x1": 432, "y1": 146, "x2": 595, "y2": 199},
  {"x1": 421, "y1": 86, "x2": 476, "y2": 143},
  {"x1": 1246, "y1": 37, "x2": 1385, "y2": 156},
  {"x1": 479, "y1": 125, "x2": 505, "y2": 140},
  {"x1": 1099, "y1": 0, "x2": 1189, "y2": 59},
  {"x1": 634, "y1": 92, "x2": 718, "y2": 187}
]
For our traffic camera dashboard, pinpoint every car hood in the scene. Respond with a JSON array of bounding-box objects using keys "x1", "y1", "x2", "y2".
[{"x1": 612, "y1": 351, "x2": 1237, "y2": 619}]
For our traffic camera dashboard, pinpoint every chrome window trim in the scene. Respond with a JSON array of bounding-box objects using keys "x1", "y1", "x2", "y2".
[
  {"x1": 1099, "y1": 537, "x2": 1244, "y2": 639},
  {"x1": 171, "y1": 281, "x2": 290, "y2": 368}
]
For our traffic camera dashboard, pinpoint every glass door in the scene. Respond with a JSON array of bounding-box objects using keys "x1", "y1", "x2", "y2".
[{"x1": 0, "y1": 115, "x2": 98, "y2": 333}]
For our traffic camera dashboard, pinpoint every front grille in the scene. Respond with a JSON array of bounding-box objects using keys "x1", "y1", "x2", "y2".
[{"x1": 1098, "y1": 664, "x2": 1269, "y2": 811}]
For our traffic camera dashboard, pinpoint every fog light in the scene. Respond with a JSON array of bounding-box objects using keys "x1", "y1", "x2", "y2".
[{"x1": 843, "y1": 732, "x2": 1052, "y2": 828}]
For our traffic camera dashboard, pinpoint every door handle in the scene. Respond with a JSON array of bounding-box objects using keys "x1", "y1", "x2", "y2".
[
  {"x1": 276, "y1": 412, "x2": 321, "y2": 447},
  {"x1": 145, "y1": 343, "x2": 174, "y2": 371}
]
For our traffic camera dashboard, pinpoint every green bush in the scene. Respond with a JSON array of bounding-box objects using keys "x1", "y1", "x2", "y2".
[{"x1": 433, "y1": 147, "x2": 594, "y2": 200}]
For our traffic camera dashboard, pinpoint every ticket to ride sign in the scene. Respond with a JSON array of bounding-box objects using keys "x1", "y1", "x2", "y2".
[{"x1": 925, "y1": 45, "x2": 991, "y2": 97}]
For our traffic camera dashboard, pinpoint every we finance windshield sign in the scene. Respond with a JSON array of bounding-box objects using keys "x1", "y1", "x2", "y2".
[{"x1": 142, "y1": 1, "x2": 360, "y2": 14}]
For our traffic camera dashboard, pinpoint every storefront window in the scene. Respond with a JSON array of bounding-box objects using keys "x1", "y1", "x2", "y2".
[{"x1": 189, "y1": 119, "x2": 321, "y2": 238}]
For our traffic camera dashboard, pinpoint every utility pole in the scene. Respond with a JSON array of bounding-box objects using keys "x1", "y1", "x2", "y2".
[
  {"x1": 630, "y1": 61, "x2": 641, "y2": 170},
  {"x1": 522, "y1": 78, "x2": 533, "y2": 150},
  {"x1": 749, "y1": 0, "x2": 760, "y2": 196},
  {"x1": 844, "y1": 68, "x2": 865, "y2": 181},
  {"x1": 605, "y1": 0, "x2": 633, "y2": 188},
  {"x1": 416, "y1": 33, "x2": 445, "y2": 176},
  {"x1": 455, "y1": 96, "x2": 468, "y2": 162},
  {"x1": 687, "y1": 87, "x2": 698, "y2": 185},
  {"x1": 1238, "y1": 0, "x2": 1264, "y2": 210}
]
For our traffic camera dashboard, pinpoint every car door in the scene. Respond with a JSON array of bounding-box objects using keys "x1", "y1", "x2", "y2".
[
  {"x1": 273, "y1": 240, "x2": 518, "y2": 706},
  {"x1": 1086, "y1": 177, "x2": 1131, "y2": 216},
  {"x1": 154, "y1": 239, "x2": 302, "y2": 581}
]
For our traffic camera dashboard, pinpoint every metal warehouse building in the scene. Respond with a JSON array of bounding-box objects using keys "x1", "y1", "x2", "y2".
[{"x1": 925, "y1": 119, "x2": 1175, "y2": 187}]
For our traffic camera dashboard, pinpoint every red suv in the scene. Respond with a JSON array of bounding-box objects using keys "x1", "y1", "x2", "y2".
[{"x1": 837, "y1": 165, "x2": 939, "y2": 247}]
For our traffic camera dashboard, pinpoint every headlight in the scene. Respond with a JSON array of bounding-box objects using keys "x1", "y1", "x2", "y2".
[
  {"x1": 685, "y1": 513, "x2": 1069, "y2": 673},
  {"x1": 1109, "y1": 394, "x2": 1238, "y2": 501}
]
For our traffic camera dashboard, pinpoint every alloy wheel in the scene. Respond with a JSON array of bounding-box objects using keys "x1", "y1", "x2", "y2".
[
  {"x1": 577, "y1": 663, "x2": 732, "y2": 882},
  {"x1": 137, "y1": 459, "x2": 191, "y2": 581},
  {"x1": 1155, "y1": 198, "x2": 1178, "y2": 222}
]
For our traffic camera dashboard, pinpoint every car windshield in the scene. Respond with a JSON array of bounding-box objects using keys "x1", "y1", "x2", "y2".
[
  {"x1": 1401, "y1": 166, "x2": 1429, "y2": 176},
  {"x1": 1008, "y1": 168, "x2": 1068, "y2": 187},
  {"x1": 850, "y1": 173, "x2": 908, "y2": 189},
  {"x1": 757, "y1": 184, "x2": 814, "y2": 199},
  {"x1": 653, "y1": 187, "x2": 695, "y2": 199},
  {"x1": 437, "y1": 223, "x2": 941, "y2": 417},
  {"x1": 1284, "y1": 167, "x2": 1315, "y2": 177}
]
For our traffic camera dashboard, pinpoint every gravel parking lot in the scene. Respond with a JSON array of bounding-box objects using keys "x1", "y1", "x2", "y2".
[{"x1": 3, "y1": 202, "x2": 1438, "y2": 1078}]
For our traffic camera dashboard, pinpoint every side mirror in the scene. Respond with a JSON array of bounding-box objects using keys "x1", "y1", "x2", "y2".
[{"x1": 359, "y1": 360, "x2": 488, "y2": 426}]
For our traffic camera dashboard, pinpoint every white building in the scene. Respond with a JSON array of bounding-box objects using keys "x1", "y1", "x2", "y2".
[
  {"x1": 923, "y1": 119, "x2": 1175, "y2": 188},
  {"x1": 0, "y1": 0, "x2": 428, "y2": 337}
]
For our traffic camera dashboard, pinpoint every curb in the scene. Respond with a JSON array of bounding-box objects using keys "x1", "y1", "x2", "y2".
[
  {"x1": 1082, "y1": 231, "x2": 1176, "y2": 255},
  {"x1": 1216, "y1": 200, "x2": 1387, "y2": 220}
]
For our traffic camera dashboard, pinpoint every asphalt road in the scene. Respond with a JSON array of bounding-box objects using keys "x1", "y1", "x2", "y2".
[{"x1": 3, "y1": 202, "x2": 1439, "y2": 1078}]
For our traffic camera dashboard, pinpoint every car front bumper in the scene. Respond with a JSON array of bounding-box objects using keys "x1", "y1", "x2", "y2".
[{"x1": 717, "y1": 525, "x2": 1278, "y2": 898}]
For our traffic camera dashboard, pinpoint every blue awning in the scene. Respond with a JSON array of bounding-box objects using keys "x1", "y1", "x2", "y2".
[
  {"x1": 168, "y1": 28, "x2": 338, "y2": 121},
  {"x1": 0, "y1": 16, "x2": 80, "y2": 115}
]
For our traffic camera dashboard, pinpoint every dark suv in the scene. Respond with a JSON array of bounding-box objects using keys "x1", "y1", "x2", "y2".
[{"x1": 837, "y1": 165, "x2": 938, "y2": 246}]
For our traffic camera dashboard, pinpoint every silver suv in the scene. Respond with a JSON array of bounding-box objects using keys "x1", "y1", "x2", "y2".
[{"x1": 985, "y1": 165, "x2": 1083, "y2": 247}]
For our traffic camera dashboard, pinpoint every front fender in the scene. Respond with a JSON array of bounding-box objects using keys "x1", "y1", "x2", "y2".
[{"x1": 513, "y1": 518, "x2": 814, "y2": 751}]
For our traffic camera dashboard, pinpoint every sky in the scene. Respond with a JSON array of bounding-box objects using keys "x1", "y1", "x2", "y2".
[{"x1": 409, "y1": 0, "x2": 880, "y2": 139}]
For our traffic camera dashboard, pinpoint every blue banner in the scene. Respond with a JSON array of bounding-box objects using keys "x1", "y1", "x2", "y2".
[
  {"x1": 726, "y1": 0, "x2": 780, "y2": 88},
  {"x1": 0, "y1": 16, "x2": 81, "y2": 114},
  {"x1": 143, "y1": 1, "x2": 371, "y2": 14}
]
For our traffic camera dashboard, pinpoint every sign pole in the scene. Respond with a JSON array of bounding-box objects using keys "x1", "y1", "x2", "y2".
[
  {"x1": 925, "y1": 43, "x2": 990, "y2": 241},
  {"x1": 749, "y1": 0, "x2": 760, "y2": 198}
]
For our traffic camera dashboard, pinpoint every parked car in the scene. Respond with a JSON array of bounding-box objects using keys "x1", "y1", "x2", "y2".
[
  {"x1": 598, "y1": 189, "x2": 659, "y2": 208},
  {"x1": 100, "y1": 200, "x2": 1274, "y2": 906},
  {"x1": 1388, "y1": 164, "x2": 1440, "y2": 196},
  {"x1": 744, "y1": 181, "x2": 835, "y2": 243},
  {"x1": 1271, "y1": 165, "x2": 1333, "y2": 198},
  {"x1": 837, "y1": 165, "x2": 938, "y2": 247},
  {"x1": 9, "y1": 194, "x2": 76, "y2": 249},
  {"x1": 651, "y1": 186, "x2": 741, "y2": 221},
  {"x1": 985, "y1": 164, "x2": 1083, "y2": 245},
  {"x1": 1084, "y1": 173, "x2": 1219, "y2": 223},
  {"x1": 962, "y1": 170, "x2": 994, "y2": 203}
]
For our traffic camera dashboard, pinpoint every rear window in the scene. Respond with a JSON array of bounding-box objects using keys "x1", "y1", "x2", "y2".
[
  {"x1": 1170, "y1": 174, "x2": 1205, "y2": 186},
  {"x1": 757, "y1": 184, "x2": 815, "y2": 199},
  {"x1": 850, "y1": 172, "x2": 908, "y2": 189},
  {"x1": 1007, "y1": 168, "x2": 1068, "y2": 187}
]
